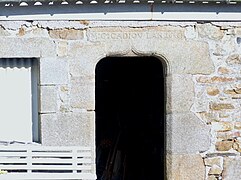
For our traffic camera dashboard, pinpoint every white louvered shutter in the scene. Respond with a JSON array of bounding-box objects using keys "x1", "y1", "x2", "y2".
[{"x1": 0, "y1": 59, "x2": 34, "y2": 142}]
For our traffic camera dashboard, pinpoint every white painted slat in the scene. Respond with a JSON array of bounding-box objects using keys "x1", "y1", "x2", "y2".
[
  {"x1": 0, "y1": 146, "x2": 91, "y2": 151},
  {"x1": 31, "y1": 158, "x2": 91, "y2": 164},
  {"x1": 0, "y1": 173, "x2": 96, "y2": 179},
  {"x1": 31, "y1": 152, "x2": 91, "y2": 157},
  {"x1": 0, "y1": 146, "x2": 95, "y2": 179},
  {"x1": 0, "y1": 165, "x2": 29, "y2": 170},
  {"x1": 0, "y1": 165, "x2": 91, "y2": 170},
  {"x1": 31, "y1": 152, "x2": 73, "y2": 157},
  {"x1": 0, "y1": 152, "x2": 27, "y2": 157},
  {"x1": 0, "y1": 158, "x2": 27, "y2": 163}
]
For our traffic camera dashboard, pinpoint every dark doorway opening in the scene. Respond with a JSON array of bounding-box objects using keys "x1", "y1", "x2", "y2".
[{"x1": 95, "y1": 56, "x2": 165, "y2": 180}]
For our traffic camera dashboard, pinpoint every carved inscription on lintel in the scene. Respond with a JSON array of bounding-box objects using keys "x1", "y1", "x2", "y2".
[{"x1": 88, "y1": 31, "x2": 183, "y2": 41}]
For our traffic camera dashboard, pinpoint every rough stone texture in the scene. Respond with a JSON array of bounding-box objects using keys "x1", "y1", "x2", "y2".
[
  {"x1": 167, "y1": 154, "x2": 205, "y2": 180},
  {"x1": 49, "y1": 29, "x2": 84, "y2": 40},
  {"x1": 1, "y1": 21, "x2": 241, "y2": 179},
  {"x1": 212, "y1": 122, "x2": 234, "y2": 132},
  {"x1": 226, "y1": 54, "x2": 241, "y2": 65},
  {"x1": 207, "y1": 87, "x2": 220, "y2": 96},
  {"x1": 68, "y1": 42, "x2": 105, "y2": 77},
  {"x1": 40, "y1": 57, "x2": 69, "y2": 85},
  {"x1": 215, "y1": 140, "x2": 233, "y2": 151},
  {"x1": 196, "y1": 76, "x2": 235, "y2": 84},
  {"x1": 167, "y1": 74, "x2": 194, "y2": 113},
  {"x1": 234, "y1": 122, "x2": 241, "y2": 129},
  {"x1": 166, "y1": 112, "x2": 211, "y2": 154},
  {"x1": 208, "y1": 164, "x2": 222, "y2": 175},
  {"x1": 0, "y1": 27, "x2": 10, "y2": 36},
  {"x1": 223, "y1": 157, "x2": 241, "y2": 180},
  {"x1": 87, "y1": 27, "x2": 215, "y2": 75},
  {"x1": 57, "y1": 41, "x2": 68, "y2": 57},
  {"x1": 208, "y1": 175, "x2": 217, "y2": 180},
  {"x1": 0, "y1": 38, "x2": 56, "y2": 58},
  {"x1": 218, "y1": 67, "x2": 230, "y2": 74},
  {"x1": 70, "y1": 76, "x2": 95, "y2": 110},
  {"x1": 210, "y1": 103, "x2": 235, "y2": 111},
  {"x1": 41, "y1": 112, "x2": 95, "y2": 146},
  {"x1": 197, "y1": 23, "x2": 224, "y2": 40},
  {"x1": 40, "y1": 86, "x2": 57, "y2": 113},
  {"x1": 224, "y1": 87, "x2": 241, "y2": 95},
  {"x1": 204, "y1": 157, "x2": 222, "y2": 167}
]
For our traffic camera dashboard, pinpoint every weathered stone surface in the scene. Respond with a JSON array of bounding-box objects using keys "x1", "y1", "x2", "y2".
[
  {"x1": 197, "y1": 23, "x2": 224, "y2": 40},
  {"x1": 87, "y1": 27, "x2": 185, "y2": 43},
  {"x1": 185, "y1": 26, "x2": 198, "y2": 39},
  {"x1": 156, "y1": 40, "x2": 214, "y2": 75},
  {"x1": 34, "y1": 21, "x2": 87, "y2": 30},
  {"x1": 70, "y1": 76, "x2": 95, "y2": 110},
  {"x1": 49, "y1": 29, "x2": 84, "y2": 40},
  {"x1": 40, "y1": 86, "x2": 57, "y2": 113},
  {"x1": 208, "y1": 164, "x2": 223, "y2": 175},
  {"x1": 215, "y1": 140, "x2": 233, "y2": 151},
  {"x1": 167, "y1": 154, "x2": 205, "y2": 180},
  {"x1": 208, "y1": 175, "x2": 217, "y2": 180},
  {"x1": 41, "y1": 112, "x2": 95, "y2": 146},
  {"x1": 218, "y1": 67, "x2": 231, "y2": 74},
  {"x1": 40, "y1": 57, "x2": 69, "y2": 85},
  {"x1": 68, "y1": 42, "x2": 105, "y2": 77},
  {"x1": 87, "y1": 27, "x2": 214, "y2": 75},
  {"x1": 57, "y1": 41, "x2": 68, "y2": 57},
  {"x1": 223, "y1": 157, "x2": 241, "y2": 180},
  {"x1": 207, "y1": 87, "x2": 220, "y2": 96},
  {"x1": 166, "y1": 112, "x2": 210, "y2": 154},
  {"x1": 196, "y1": 76, "x2": 235, "y2": 84},
  {"x1": 167, "y1": 74, "x2": 194, "y2": 113},
  {"x1": 212, "y1": 122, "x2": 234, "y2": 132},
  {"x1": 0, "y1": 38, "x2": 56, "y2": 58},
  {"x1": 204, "y1": 157, "x2": 222, "y2": 167},
  {"x1": 210, "y1": 103, "x2": 235, "y2": 111},
  {"x1": 234, "y1": 122, "x2": 241, "y2": 129},
  {"x1": 224, "y1": 87, "x2": 241, "y2": 95},
  {"x1": 192, "y1": 96, "x2": 209, "y2": 113},
  {"x1": 18, "y1": 27, "x2": 25, "y2": 36},
  {"x1": 216, "y1": 131, "x2": 239, "y2": 140},
  {"x1": 226, "y1": 54, "x2": 241, "y2": 65},
  {"x1": 198, "y1": 112, "x2": 219, "y2": 123},
  {"x1": 0, "y1": 26, "x2": 10, "y2": 36}
]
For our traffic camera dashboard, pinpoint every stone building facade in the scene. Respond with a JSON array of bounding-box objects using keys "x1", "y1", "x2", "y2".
[{"x1": 0, "y1": 15, "x2": 241, "y2": 180}]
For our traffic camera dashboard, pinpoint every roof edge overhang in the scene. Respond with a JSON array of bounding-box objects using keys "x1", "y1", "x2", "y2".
[{"x1": 0, "y1": 1, "x2": 241, "y2": 21}]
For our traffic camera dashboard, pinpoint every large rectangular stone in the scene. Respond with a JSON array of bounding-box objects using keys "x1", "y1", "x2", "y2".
[
  {"x1": 166, "y1": 74, "x2": 194, "y2": 113},
  {"x1": 40, "y1": 57, "x2": 69, "y2": 85},
  {"x1": 222, "y1": 157, "x2": 241, "y2": 180},
  {"x1": 166, "y1": 112, "x2": 211, "y2": 154},
  {"x1": 0, "y1": 38, "x2": 56, "y2": 58},
  {"x1": 167, "y1": 154, "x2": 205, "y2": 180},
  {"x1": 41, "y1": 112, "x2": 95, "y2": 146},
  {"x1": 70, "y1": 76, "x2": 95, "y2": 110},
  {"x1": 40, "y1": 86, "x2": 57, "y2": 113}
]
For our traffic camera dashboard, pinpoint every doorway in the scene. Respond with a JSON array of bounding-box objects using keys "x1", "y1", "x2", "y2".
[{"x1": 95, "y1": 56, "x2": 165, "y2": 180}]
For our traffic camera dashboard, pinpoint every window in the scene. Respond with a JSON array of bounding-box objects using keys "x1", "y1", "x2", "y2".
[{"x1": 0, "y1": 58, "x2": 39, "y2": 143}]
